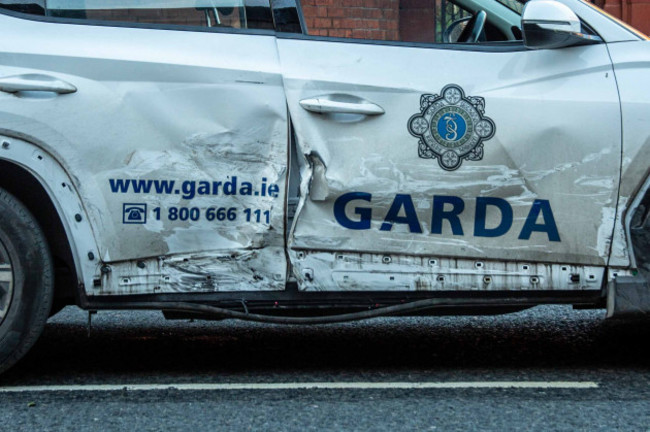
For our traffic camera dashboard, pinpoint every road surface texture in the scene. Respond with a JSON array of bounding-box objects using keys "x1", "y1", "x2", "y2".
[{"x1": 1, "y1": 305, "x2": 649, "y2": 431}]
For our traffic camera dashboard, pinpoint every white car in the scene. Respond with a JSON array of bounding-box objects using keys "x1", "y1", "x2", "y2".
[{"x1": 1, "y1": 0, "x2": 649, "y2": 373}]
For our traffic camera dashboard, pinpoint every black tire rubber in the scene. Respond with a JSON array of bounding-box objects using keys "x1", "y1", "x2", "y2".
[{"x1": 0, "y1": 187, "x2": 53, "y2": 375}]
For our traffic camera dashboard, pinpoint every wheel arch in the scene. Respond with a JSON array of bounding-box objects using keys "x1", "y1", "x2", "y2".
[{"x1": 0, "y1": 137, "x2": 100, "y2": 309}]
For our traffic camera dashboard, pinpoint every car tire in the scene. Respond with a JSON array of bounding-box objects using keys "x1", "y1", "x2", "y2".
[{"x1": 0, "y1": 187, "x2": 53, "y2": 375}]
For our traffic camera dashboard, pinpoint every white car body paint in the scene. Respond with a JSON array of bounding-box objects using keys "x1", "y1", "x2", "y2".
[
  {"x1": 0, "y1": 0, "x2": 647, "y2": 297},
  {"x1": 0, "y1": 135, "x2": 98, "y2": 289},
  {"x1": 0, "y1": 13, "x2": 288, "y2": 294},
  {"x1": 606, "y1": 41, "x2": 650, "y2": 270},
  {"x1": 555, "y1": 0, "x2": 643, "y2": 42},
  {"x1": 280, "y1": 38, "x2": 620, "y2": 290}
]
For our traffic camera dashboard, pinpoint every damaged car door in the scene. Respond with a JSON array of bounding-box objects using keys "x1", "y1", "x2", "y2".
[
  {"x1": 0, "y1": 0, "x2": 288, "y2": 295},
  {"x1": 277, "y1": 0, "x2": 622, "y2": 293}
]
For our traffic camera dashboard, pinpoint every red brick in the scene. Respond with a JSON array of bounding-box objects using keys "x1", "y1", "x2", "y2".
[
  {"x1": 400, "y1": 10, "x2": 435, "y2": 42},
  {"x1": 628, "y1": 3, "x2": 650, "y2": 34},
  {"x1": 343, "y1": 17, "x2": 362, "y2": 28},
  {"x1": 368, "y1": 29, "x2": 387, "y2": 39},
  {"x1": 329, "y1": 28, "x2": 354, "y2": 37},
  {"x1": 401, "y1": 0, "x2": 434, "y2": 8},
  {"x1": 347, "y1": 7, "x2": 365, "y2": 18},
  {"x1": 328, "y1": 28, "x2": 348, "y2": 37},
  {"x1": 386, "y1": 30, "x2": 400, "y2": 40},
  {"x1": 327, "y1": 7, "x2": 346, "y2": 17},
  {"x1": 301, "y1": 5, "x2": 317, "y2": 18},
  {"x1": 314, "y1": 17, "x2": 332, "y2": 27},
  {"x1": 159, "y1": 9, "x2": 190, "y2": 18},
  {"x1": 361, "y1": 18, "x2": 380, "y2": 28},
  {"x1": 374, "y1": 0, "x2": 393, "y2": 8},
  {"x1": 603, "y1": 4, "x2": 622, "y2": 17},
  {"x1": 602, "y1": 0, "x2": 625, "y2": 18},
  {"x1": 364, "y1": 8, "x2": 384, "y2": 18},
  {"x1": 352, "y1": 28, "x2": 370, "y2": 38},
  {"x1": 382, "y1": 8, "x2": 398, "y2": 19}
]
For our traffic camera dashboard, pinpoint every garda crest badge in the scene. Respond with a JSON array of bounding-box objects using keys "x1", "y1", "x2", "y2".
[{"x1": 408, "y1": 84, "x2": 495, "y2": 171}]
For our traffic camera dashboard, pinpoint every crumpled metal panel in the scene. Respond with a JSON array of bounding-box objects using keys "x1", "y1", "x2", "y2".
[
  {"x1": 279, "y1": 39, "x2": 621, "y2": 291},
  {"x1": 0, "y1": 14, "x2": 287, "y2": 293},
  {"x1": 606, "y1": 41, "x2": 650, "y2": 271},
  {"x1": 97, "y1": 248, "x2": 286, "y2": 295},
  {"x1": 294, "y1": 251, "x2": 604, "y2": 292}
]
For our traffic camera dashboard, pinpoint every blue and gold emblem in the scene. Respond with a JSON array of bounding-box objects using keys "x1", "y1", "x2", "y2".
[{"x1": 408, "y1": 84, "x2": 495, "y2": 171}]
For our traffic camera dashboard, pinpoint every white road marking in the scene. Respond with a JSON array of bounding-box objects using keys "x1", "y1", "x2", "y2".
[{"x1": 0, "y1": 381, "x2": 599, "y2": 393}]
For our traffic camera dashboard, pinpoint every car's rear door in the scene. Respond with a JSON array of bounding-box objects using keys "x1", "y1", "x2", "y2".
[
  {"x1": 276, "y1": 0, "x2": 621, "y2": 292},
  {"x1": 0, "y1": 0, "x2": 288, "y2": 294}
]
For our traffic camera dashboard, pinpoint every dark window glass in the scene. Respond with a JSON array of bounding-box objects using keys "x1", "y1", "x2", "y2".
[
  {"x1": 271, "y1": 0, "x2": 303, "y2": 33},
  {"x1": 494, "y1": 0, "x2": 523, "y2": 14},
  {"x1": 297, "y1": 0, "x2": 523, "y2": 43},
  {"x1": 299, "y1": 0, "x2": 472, "y2": 43},
  {"x1": 0, "y1": 0, "x2": 274, "y2": 30}
]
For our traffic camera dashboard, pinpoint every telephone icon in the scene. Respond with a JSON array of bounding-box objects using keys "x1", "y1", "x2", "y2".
[{"x1": 122, "y1": 203, "x2": 147, "y2": 224}]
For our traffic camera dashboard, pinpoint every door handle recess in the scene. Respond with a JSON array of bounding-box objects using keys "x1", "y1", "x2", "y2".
[
  {"x1": 299, "y1": 94, "x2": 384, "y2": 115},
  {"x1": 0, "y1": 74, "x2": 77, "y2": 94}
]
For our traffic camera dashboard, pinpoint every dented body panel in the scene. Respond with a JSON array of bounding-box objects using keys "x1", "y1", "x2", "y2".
[
  {"x1": 607, "y1": 41, "x2": 650, "y2": 272},
  {"x1": 0, "y1": 13, "x2": 288, "y2": 294},
  {"x1": 294, "y1": 251, "x2": 604, "y2": 292},
  {"x1": 0, "y1": 0, "x2": 649, "y2": 306},
  {"x1": 279, "y1": 39, "x2": 620, "y2": 290}
]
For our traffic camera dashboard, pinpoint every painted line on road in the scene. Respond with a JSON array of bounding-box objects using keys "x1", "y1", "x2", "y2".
[{"x1": 0, "y1": 381, "x2": 599, "y2": 393}]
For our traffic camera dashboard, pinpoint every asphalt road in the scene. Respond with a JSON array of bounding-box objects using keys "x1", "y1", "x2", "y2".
[{"x1": 1, "y1": 305, "x2": 649, "y2": 431}]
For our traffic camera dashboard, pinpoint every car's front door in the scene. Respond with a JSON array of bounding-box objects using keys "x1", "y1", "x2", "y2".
[{"x1": 278, "y1": 0, "x2": 621, "y2": 292}]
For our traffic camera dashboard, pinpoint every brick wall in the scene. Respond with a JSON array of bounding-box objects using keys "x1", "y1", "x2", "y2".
[
  {"x1": 398, "y1": 0, "x2": 437, "y2": 43},
  {"x1": 56, "y1": 0, "x2": 650, "y2": 40},
  {"x1": 301, "y1": 0, "x2": 649, "y2": 41},
  {"x1": 83, "y1": 7, "x2": 244, "y2": 28},
  {"x1": 85, "y1": 8, "x2": 206, "y2": 26},
  {"x1": 300, "y1": 0, "x2": 400, "y2": 40},
  {"x1": 599, "y1": 0, "x2": 650, "y2": 35}
]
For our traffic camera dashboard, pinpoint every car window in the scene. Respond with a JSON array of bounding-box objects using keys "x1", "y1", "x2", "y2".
[
  {"x1": 298, "y1": 0, "x2": 525, "y2": 43},
  {"x1": 0, "y1": 0, "x2": 274, "y2": 30},
  {"x1": 493, "y1": 0, "x2": 524, "y2": 14}
]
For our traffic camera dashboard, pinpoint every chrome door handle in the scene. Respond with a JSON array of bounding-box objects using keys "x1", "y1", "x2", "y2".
[
  {"x1": 299, "y1": 94, "x2": 384, "y2": 115},
  {"x1": 0, "y1": 74, "x2": 77, "y2": 94}
]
